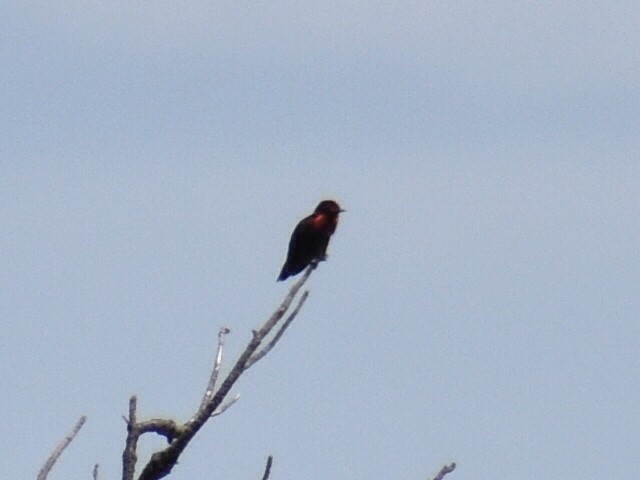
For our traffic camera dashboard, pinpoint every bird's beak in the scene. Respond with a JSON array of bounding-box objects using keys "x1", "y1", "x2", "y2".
[{"x1": 339, "y1": 209, "x2": 346, "y2": 213}]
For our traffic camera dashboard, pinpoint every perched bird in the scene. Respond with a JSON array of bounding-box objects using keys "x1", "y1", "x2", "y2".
[{"x1": 278, "y1": 200, "x2": 344, "y2": 281}]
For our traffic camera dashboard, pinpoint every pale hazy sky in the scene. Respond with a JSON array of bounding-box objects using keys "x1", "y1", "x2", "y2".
[{"x1": 2, "y1": 2, "x2": 639, "y2": 480}]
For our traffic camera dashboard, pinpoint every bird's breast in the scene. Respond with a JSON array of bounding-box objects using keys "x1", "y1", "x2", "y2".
[{"x1": 312, "y1": 213, "x2": 338, "y2": 234}]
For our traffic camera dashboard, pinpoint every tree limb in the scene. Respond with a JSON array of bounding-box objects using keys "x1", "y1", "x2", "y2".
[
  {"x1": 246, "y1": 290, "x2": 309, "y2": 369},
  {"x1": 135, "y1": 264, "x2": 316, "y2": 480},
  {"x1": 260, "y1": 456, "x2": 273, "y2": 480},
  {"x1": 211, "y1": 393, "x2": 240, "y2": 418},
  {"x1": 137, "y1": 419, "x2": 184, "y2": 443},
  {"x1": 37, "y1": 415, "x2": 87, "y2": 480},
  {"x1": 430, "y1": 462, "x2": 456, "y2": 480},
  {"x1": 122, "y1": 396, "x2": 140, "y2": 480}
]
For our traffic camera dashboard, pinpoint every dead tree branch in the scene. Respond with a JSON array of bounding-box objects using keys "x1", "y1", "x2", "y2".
[
  {"x1": 37, "y1": 415, "x2": 87, "y2": 480},
  {"x1": 37, "y1": 259, "x2": 455, "y2": 480},
  {"x1": 260, "y1": 456, "x2": 273, "y2": 480},
  {"x1": 122, "y1": 396, "x2": 141, "y2": 480},
  {"x1": 137, "y1": 419, "x2": 183, "y2": 443},
  {"x1": 125, "y1": 263, "x2": 316, "y2": 480},
  {"x1": 430, "y1": 462, "x2": 456, "y2": 480},
  {"x1": 211, "y1": 393, "x2": 240, "y2": 418},
  {"x1": 198, "y1": 326, "x2": 230, "y2": 412},
  {"x1": 245, "y1": 290, "x2": 309, "y2": 369}
]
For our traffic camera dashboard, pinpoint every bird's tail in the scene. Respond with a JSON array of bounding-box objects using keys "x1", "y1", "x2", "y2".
[{"x1": 277, "y1": 265, "x2": 290, "y2": 282}]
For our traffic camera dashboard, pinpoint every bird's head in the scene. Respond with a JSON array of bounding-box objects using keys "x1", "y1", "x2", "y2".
[{"x1": 314, "y1": 200, "x2": 345, "y2": 216}]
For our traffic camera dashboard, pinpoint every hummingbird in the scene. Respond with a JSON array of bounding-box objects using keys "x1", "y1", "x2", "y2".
[{"x1": 277, "y1": 200, "x2": 344, "y2": 281}]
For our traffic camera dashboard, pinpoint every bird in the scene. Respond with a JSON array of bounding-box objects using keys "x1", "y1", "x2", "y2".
[{"x1": 277, "y1": 200, "x2": 344, "y2": 281}]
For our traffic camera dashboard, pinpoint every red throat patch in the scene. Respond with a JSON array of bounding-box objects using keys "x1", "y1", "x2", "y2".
[
  {"x1": 312, "y1": 214, "x2": 327, "y2": 229},
  {"x1": 312, "y1": 213, "x2": 338, "y2": 233}
]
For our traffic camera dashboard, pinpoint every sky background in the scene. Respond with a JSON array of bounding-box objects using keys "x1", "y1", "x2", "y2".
[{"x1": 1, "y1": 2, "x2": 639, "y2": 479}]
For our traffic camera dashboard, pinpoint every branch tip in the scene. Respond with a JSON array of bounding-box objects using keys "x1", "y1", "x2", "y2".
[
  {"x1": 261, "y1": 455, "x2": 274, "y2": 480},
  {"x1": 37, "y1": 415, "x2": 87, "y2": 480},
  {"x1": 431, "y1": 462, "x2": 456, "y2": 480}
]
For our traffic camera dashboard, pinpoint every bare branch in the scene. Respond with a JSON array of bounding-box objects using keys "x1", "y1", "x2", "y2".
[
  {"x1": 37, "y1": 415, "x2": 87, "y2": 480},
  {"x1": 211, "y1": 393, "x2": 240, "y2": 418},
  {"x1": 137, "y1": 419, "x2": 183, "y2": 443},
  {"x1": 93, "y1": 464, "x2": 99, "y2": 480},
  {"x1": 246, "y1": 290, "x2": 309, "y2": 369},
  {"x1": 198, "y1": 326, "x2": 230, "y2": 413},
  {"x1": 122, "y1": 396, "x2": 139, "y2": 480},
  {"x1": 260, "y1": 456, "x2": 273, "y2": 480},
  {"x1": 137, "y1": 264, "x2": 315, "y2": 480},
  {"x1": 430, "y1": 462, "x2": 456, "y2": 480}
]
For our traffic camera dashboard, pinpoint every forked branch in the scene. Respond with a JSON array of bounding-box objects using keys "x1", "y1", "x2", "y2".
[{"x1": 125, "y1": 263, "x2": 316, "y2": 480}]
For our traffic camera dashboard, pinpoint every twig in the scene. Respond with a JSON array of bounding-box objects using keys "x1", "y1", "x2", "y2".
[
  {"x1": 93, "y1": 463, "x2": 99, "y2": 480},
  {"x1": 198, "y1": 326, "x2": 230, "y2": 412},
  {"x1": 211, "y1": 393, "x2": 240, "y2": 417},
  {"x1": 137, "y1": 264, "x2": 315, "y2": 480},
  {"x1": 122, "y1": 396, "x2": 139, "y2": 480},
  {"x1": 260, "y1": 456, "x2": 273, "y2": 480},
  {"x1": 430, "y1": 462, "x2": 456, "y2": 480},
  {"x1": 246, "y1": 290, "x2": 309, "y2": 369},
  {"x1": 37, "y1": 415, "x2": 87, "y2": 480}
]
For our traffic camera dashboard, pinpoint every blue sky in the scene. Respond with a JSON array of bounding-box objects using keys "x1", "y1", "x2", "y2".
[{"x1": 1, "y1": 2, "x2": 639, "y2": 479}]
